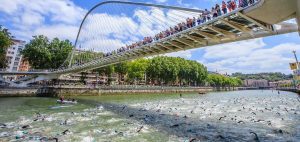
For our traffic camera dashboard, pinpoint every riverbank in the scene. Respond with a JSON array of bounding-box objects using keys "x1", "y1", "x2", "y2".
[
  {"x1": 0, "y1": 87, "x2": 38, "y2": 97},
  {"x1": 37, "y1": 86, "x2": 215, "y2": 97},
  {"x1": 0, "y1": 86, "x2": 250, "y2": 97},
  {"x1": 277, "y1": 87, "x2": 300, "y2": 94}
]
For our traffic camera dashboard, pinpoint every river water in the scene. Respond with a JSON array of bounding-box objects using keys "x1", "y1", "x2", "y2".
[{"x1": 0, "y1": 90, "x2": 299, "y2": 142}]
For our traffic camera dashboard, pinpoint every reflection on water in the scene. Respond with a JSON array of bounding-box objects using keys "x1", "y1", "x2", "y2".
[{"x1": 0, "y1": 90, "x2": 299, "y2": 141}]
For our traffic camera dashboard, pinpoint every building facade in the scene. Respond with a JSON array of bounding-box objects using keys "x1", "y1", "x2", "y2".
[
  {"x1": 5, "y1": 39, "x2": 26, "y2": 72},
  {"x1": 243, "y1": 79, "x2": 269, "y2": 87},
  {"x1": 269, "y1": 80, "x2": 293, "y2": 87},
  {"x1": 18, "y1": 58, "x2": 30, "y2": 72}
]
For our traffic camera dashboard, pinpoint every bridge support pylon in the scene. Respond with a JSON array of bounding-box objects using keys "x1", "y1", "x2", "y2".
[
  {"x1": 11, "y1": 74, "x2": 60, "y2": 88},
  {"x1": 297, "y1": 0, "x2": 300, "y2": 36}
]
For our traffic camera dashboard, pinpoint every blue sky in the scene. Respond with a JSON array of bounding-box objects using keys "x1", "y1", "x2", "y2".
[{"x1": 0, "y1": 0, "x2": 299, "y2": 74}]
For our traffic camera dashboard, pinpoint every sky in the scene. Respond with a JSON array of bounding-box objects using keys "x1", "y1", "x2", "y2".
[{"x1": 0, "y1": 0, "x2": 299, "y2": 74}]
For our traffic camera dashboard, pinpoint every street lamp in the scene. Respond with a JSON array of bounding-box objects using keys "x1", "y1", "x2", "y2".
[
  {"x1": 293, "y1": 50, "x2": 299, "y2": 69},
  {"x1": 292, "y1": 50, "x2": 299, "y2": 89}
]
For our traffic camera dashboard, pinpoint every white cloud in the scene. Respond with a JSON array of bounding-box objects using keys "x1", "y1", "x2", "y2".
[
  {"x1": 0, "y1": 0, "x2": 20, "y2": 14},
  {"x1": 0, "y1": 0, "x2": 85, "y2": 25},
  {"x1": 203, "y1": 39, "x2": 266, "y2": 59},
  {"x1": 164, "y1": 49, "x2": 196, "y2": 59},
  {"x1": 81, "y1": 13, "x2": 138, "y2": 38},
  {"x1": 80, "y1": 38, "x2": 125, "y2": 53},
  {"x1": 34, "y1": 24, "x2": 78, "y2": 41},
  {"x1": 21, "y1": 11, "x2": 44, "y2": 26},
  {"x1": 155, "y1": 0, "x2": 168, "y2": 3},
  {"x1": 199, "y1": 39, "x2": 300, "y2": 74},
  {"x1": 0, "y1": 0, "x2": 86, "y2": 41},
  {"x1": 284, "y1": 18, "x2": 297, "y2": 24}
]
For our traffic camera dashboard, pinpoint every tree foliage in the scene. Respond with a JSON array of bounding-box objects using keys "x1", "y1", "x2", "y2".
[
  {"x1": 127, "y1": 59, "x2": 149, "y2": 83},
  {"x1": 207, "y1": 74, "x2": 242, "y2": 89},
  {"x1": 114, "y1": 62, "x2": 128, "y2": 84},
  {"x1": 232, "y1": 72, "x2": 292, "y2": 82},
  {"x1": 83, "y1": 55, "x2": 243, "y2": 88},
  {"x1": 0, "y1": 26, "x2": 12, "y2": 68},
  {"x1": 21, "y1": 35, "x2": 73, "y2": 69},
  {"x1": 91, "y1": 56, "x2": 209, "y2": 86},
  {"x1": 146, "y1": 56, "x2": 207, "y2": 85}
]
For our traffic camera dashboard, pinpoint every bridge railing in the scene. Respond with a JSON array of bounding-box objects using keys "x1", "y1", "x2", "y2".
[{"x1": 0, "y1": 68, "x2": 60, "y2": 73}]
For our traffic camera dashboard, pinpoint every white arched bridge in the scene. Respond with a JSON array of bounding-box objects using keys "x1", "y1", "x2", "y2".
[{"x1": 1, "y1": 0, "x2": 300, "y2": 87}]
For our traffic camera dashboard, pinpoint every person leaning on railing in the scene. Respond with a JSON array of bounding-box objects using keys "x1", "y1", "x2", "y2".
[
  {"x1": 216, "y1": 4, "x2": 222, "y2": 16},
  {"x1": 222, "y1": 1, "x2": 228, "y2": 14}
]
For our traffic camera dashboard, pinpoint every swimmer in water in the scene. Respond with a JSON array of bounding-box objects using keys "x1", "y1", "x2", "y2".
[{"x1": 59, "y1": 96, "x2": 64, "y2": 102}]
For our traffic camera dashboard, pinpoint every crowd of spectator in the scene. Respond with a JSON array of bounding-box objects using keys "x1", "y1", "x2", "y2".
[{"x1": 79, "y1": 0, "x2": 258, "y2": 65}]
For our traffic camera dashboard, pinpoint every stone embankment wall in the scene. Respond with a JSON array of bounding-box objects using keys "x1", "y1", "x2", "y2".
[
  {"x1": 0, "y1": 86, "x2": 249, "y2": 97},
  {"x1": 0, "y1": 87, "x2": 38, "y2": 97},
  {"x1": 277, "y1": 88, "x2": 300, "y2": 94},
  {"x1": 37, "y1": 86, "x2": 214, "y2": 97}
]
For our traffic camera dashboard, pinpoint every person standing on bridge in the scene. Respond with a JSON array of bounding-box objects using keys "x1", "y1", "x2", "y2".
[
  {"x1": 211, "y1": 7, "x2": 218, "y2": 18},
  {"x1": 230, "y1": 0, "x2": 237, "y2": 11},
  {"x1": 216, "y1": 4, "x2": 222, "y2": 16},
  {"x1": 192, "y1": 17, "x2": 196, "y2": 27},
  {"x1": 222, "y1": 1, "x2": 228, "y2": 14},
  {"x1": 227, "y1": 1, "x2": 232, "y2": 12},
  {"x1": 203, "y1": 9, "x2": 211, "y2": 22},
  {"x1": 197, "y1": 14, "x2": 203, "y2": 25}
]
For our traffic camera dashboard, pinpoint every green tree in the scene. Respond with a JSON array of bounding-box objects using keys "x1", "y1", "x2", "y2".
[
  {"x1": 96, "y1": 65, "x2": 115, "y2": 85},
  {"x1": 146, "y1": 56, "x2": 207, "y2": 86},
  {"x1": 232, "y1": 72, "x2": 292, "y2": 82},
  {"x1": 114, "y1": 62, "x2": 128, "y2": 84},
  {"x1": 208, "y1": 74, "x2": 243, "y2": 90},
  {"x1": 21, "y1": 35, "x2": 73, "y2": 69},
  {"x1": 0, "y1": 26, "x2": 12, "y2": 68},
  {"x1": 127, "y1": 59, "x2": 149, "y2": 84},
  {"x1": 207, "y1": 74, "x2": 224, "y2": 89},
  {"x1": 146, "y1": 56, "x2": 179, "y2": 85}
]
